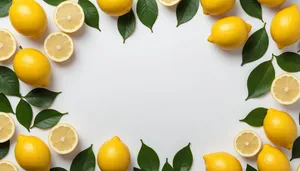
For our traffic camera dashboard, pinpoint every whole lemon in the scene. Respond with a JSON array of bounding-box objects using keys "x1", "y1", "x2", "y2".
[
  {"x1": 264, "y1": 108, "x2": 297, "y2": 150},
  {"x1": 15, "y1": 135, "x2": 51, "y2": 171},
  {"x1": 257, "y1": 144, "x2": 290, "y2": 171},
  {"x1": 9, "y1": 0, "x2": 47, "y2": 39},
  {"x1": 203, "y1": 152, "x2": 242, "y2": 171},
  {"x1": 97, "y1": 0, "x2": 133, "y2": 16},
  {"x1": 13, "y1": 48, "x2": 51, "y2": 87},
  {"x1": 208, "y1": 16, "x2": 252, "y2": 50},
  {"x1": 97, "y1": 136, "x2": 130, "y2": 171},
  {"x1": 271, "y1": 4, "x2": 300, "y2": 49},
  {"x1": 258, "y1": 0, "x2": 286, "y2": 7},
  {"x1": 200, "y1": 0, "x2": 235, "y2": 15}
]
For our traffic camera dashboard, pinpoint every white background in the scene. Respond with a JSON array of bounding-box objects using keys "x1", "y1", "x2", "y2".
[{"x1": 1, "y1": 0, "x2": 300, "y2": 170}]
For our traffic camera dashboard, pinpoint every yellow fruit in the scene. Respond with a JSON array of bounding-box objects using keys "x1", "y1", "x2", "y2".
[
  {"x1": 0, "y1": 29, "x2": 17, "y2": 61},
  {"x1": 13, "y1": 48, "x2": 51, "y2": 87},
  {"x1": 258, "y1": 0, "x2": 285, "y2": 7},
  {"x1": 264, "y1": 108, "x2": 297, "y2": 149},
  {"x1": 15, "y1": 135, "x2": 51, "y2": 171},
  {"x1": 234, "y1": 130, "x2": 262, "y2": 157},
  {"x1": 298, "y1": 165, "x2": 300, "y2": 171},
  {"x1": 0, "y1": 160, "x2": 18, "y2": 171},
  {"x1": 257, "y1": 144, "x2": 290, "y2": 171},
  {"x1": 208, "y1": 16, "x2": 252, "y2": 50},
  {"x1": 271, "y1": 4, "x2": 300, "y2": 49},
  {"x1": 97, "y1": 136, "x2": 130, "y2": 171},
  {"x1": 158, "y1": 0, "x2": 181, "y2": 7},
  {"x1": 97, "y1": 0, "x2": 133, "y2": 16},
  {"x1": 0, "y1": 112, "x2": 15, "y2": 143},
  {"x1": 203, "y1": 152, "x2": 242, "y2": 171},
  {"x1": 200, "y1": 0, "x2": 235, "y2": 15},
  {"x1": 9, "y1": 0, "x2": 47, "y2": 39}
]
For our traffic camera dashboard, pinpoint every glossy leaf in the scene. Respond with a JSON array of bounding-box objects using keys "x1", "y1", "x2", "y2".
[
  {"x1": 51, "y1": 168, "x2": 67, "y2": 171},
  {"x1": 32, "y1": 109, "x2": 67, "y2": 129},
  {"x1": 118, "y1": 9, "x2": 136, "y2": 43},
  {"x1": 138, "y1": 140, "x2": 160, "y2": 171},
  {"x1": 240, "y1": 107, "x2": 268, "y2": 127},
  {"x1": 246, "y1": 164, "x2": 257, "y2": 171},
  {"x1": 173, "y1": 143, "x2": 193, "y2": 171},
  {"x1": 0, "y1": 0, "x2": 12, "y2": 17},
  {"x1": 134, "y1": 168, "x2": 143, "y2": 171},
  {"x1": 16, "y1": 99, "x2": 33, "y2": 132},
  {"x1": 24, "y1": 88, "x2": 61, "y2": 108},
  {"x1": 44, "y1": 0, "x2": 65, "y2": 6},
  {"x1": 176, "y1": 0, "x2": 199, "y2": 27},
  {"x1": 291, "y1": 137, "x2": 300, "y2": 161},
  {"x1": 0, "y1": 140, "x2": 9, "y2": 160},
  {"x1": 70, "y1": 145, "x2": 96, "y2": 171},
  {"x1": 0, "y1": 66, "x2": 20, "y2": 97},
  {"x1": 136, "y1": 0, "x2": 158, "y2": 32},
  {"x1": 240, "y1": 0, "x2": 262, "y2": 21},
  {"x1": 78, "y1": 0, "x2": 101, "y2": 31},
  {"x1": 0, "y1": 93, "x2": 13, "y2": 113},
  {"x1": 276, "y1": 52, "x2": 300, "y2": 72},
  {"x1": 162, "y1": 159, "x2": 173, "y2": 171}
]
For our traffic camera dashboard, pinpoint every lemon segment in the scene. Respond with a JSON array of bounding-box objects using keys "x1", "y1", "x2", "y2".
[
  {"x1": 0, "y1": 112, "x2": 15, "y2": 143},
  {"x1": 158, "y1": 0, "x2": 181, "y2": 6},
  {"x1": 234, "y1": 130, "x2": 261, "y2": 157},
  {"x1": 0, "y1": 29, "x2": 16, "y2": 61},
  {"x1": 0, "y1": 160, "x2": 18, "y2": 171},
  {"x1": 49, "y1": 123, "x2": 78, "y2": 154}
]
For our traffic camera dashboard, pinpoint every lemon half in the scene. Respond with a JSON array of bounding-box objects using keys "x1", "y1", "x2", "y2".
[
  {"x1": 0, "y1": 160, "x2": 18, "y2": 171},
  {"x1": 0, "y1": 29, "x2": 16, "y2": 62},
  {"x1": 297, "y1": 165, "x2": 300, "y2": 171},
  {"x1": 158, "y1": 0, "x2": 181, "y2": 6},
  {"x1": 234, "y1": 130, "x2": 262, "y2": 157},
  {"x1": 0, "y1": 112, "x2": 15, "y2": 143}
]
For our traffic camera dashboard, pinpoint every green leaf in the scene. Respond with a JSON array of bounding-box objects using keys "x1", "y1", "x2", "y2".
[
  {"x1": 70, "y1": 145, "x2": 95, "y2": 171},
  {"x1": 24, "y1": 88, "x2": 61, "y2": 108},
  {"x1": 134, "y1": 168, "x2": 143, "y2": 171},
  {"x1": 0, "y1": 66, "x2": 20, "y2": 97},
  {"x1": 162, "y1": 159, "x2": 173, "y2": 171},
  {"x1": 138, "y1": 140, "x2": 160, "y2": 171},
  {"x1": 276, "y1": 52, "x2": 300, "y2": 72},
  {"x1": 173, "y1": 143, "x2": 193, "y2": 171},
  {"x1": 32, "y1": 109, "x2": 67, "y2": 129},
  {"x1": 136, "y1": 0, "x2": 158, "y2": 32},
  {"x1": 240, "y1": 0, "x2": 262, "y2": 21},
  {"x1": 51, "y1": 168, "x2": 67, "y2": 171},
  {"x1": 44, "y1": 0, "x2": 65, "y2": 6},
  {"x1": 0, "y1": 93, "x2": 13, "y2": 114},
  {"x1": 242, "y1": 26, "x2": 269, "y2": 65},
  {"x1": 246, "y1": 164, "x2": 257, "y2": 171},
  {"x1": 246, "y1": 60, "x2": 275, "y2": 100},
  {"x1": 240, "y1": 107, "x2": 268, "y2": 127},
  {"x1": 176, "y1": 0, "x2": 199, "y2": 27},
  {"x1": 0, "y1": 140, "x2": 9, "y2": 160},
  {"x1": 16, "y1": 99, "x2": 33, "y2": 132},
  {"x1": 0, "y1": 0, "x2": 12, "y2": 17},
  {"x1": 78, "y1": 0, "x2": 101, "y2": 31},
  {"x1": 118, "y1": 9, "x2": 136, "y2": 43},
  {"x1": 291, "y1": 137, "x2": 300, "y2": 161}
]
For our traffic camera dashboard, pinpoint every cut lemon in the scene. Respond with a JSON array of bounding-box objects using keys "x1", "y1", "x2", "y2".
[
  {"x1": 54, "y1": 1, "x2": 85, "y2": 33},
  {"x1": 0, "y1": 112, "x2": 15, "y2": 143},
  {"x1": 0, "y1": 29, "x2": 16, "y2": 61},
  {"x1": 234, "y1": 130, "x2": 262, "y2": 157},
  {"x1": 158, "y1": 0, "x2": 181, "y2": 6},
  {"x1": 297, "y1": 165, "x2": 300, "y2": 171},
  {"x1": 0, "y1": 160, "x2": 18, "y2": 171},
  {"x1": 271, "y1": 73, "x2": 300, "y2": 105},
  {"x1": 48, "y1": 123, "x2": 78, "y2": 154},
  {"x1": 44, "y1": 32, "x2": 74, "y2": 62}
]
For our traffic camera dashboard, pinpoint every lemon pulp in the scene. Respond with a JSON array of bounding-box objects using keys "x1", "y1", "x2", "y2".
[
  {"x1": 0, "y1": 161, "x2": 18, "y2": 171},
  {"x1": 234, "y1": 130, "x2": 261, "y2": 157},
  {"x1": 0, "y1": 29, "x2": 16, "y2": 61},
  {"x1": 0, "y1": 112, "x2": 15, "y2": 143},
  {"x1": 159, "y1": 0, "x2": 181, "y2": 6}
]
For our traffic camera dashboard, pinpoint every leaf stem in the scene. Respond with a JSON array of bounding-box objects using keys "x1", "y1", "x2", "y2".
[
  {"x1": 271, "y1": 53, "x2": 277, "y2": 61},
  {"x1": 263, "y1": 22, "x2": 266, "y2": 28},
  {"x1": 19, "y1": 46, "x2": 23, "y2": 50}
]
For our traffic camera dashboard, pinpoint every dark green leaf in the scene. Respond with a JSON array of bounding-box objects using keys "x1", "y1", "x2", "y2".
[
  {"x1": 291, "y1": 137, "x2": 300, "y2": 161},
  {"x1": 276, "y1": 52, "x2": 300, "y2": 72},
  {"x1": 0, "y1": 93, "x2": 13, "y2": 113},
  {"x1": 173, "y1": 143, "x2": 193, "y2": 171},
  {"x1": 118, "y1": 9, "x2": 136, "y2": 43},
  {"x1": 0, "y1": 66, "x2": 20, "y2": 97},
  {"x1": 32, "y1": 109, "x2": 67, "y2": 129},
  {"x1": 16, "y1": 99, "x2": 32, "y2": 132},
  {"x1": 240, "y1": 0, "x2": 262, "y2": 21},
  {"x1": 134, "y1": 168, "x2": 143, "y2": 171},
  {"x1": 0, "y1": 140, "x2": 9, "y2": 160},
  {"x1": 138, "y1": 140, "x2": 160, "y2": 171},
  {"x1": 136, "y1": 0, "x2": 158, "y2": 32},
  {"x1": 44, "y1": 0, "x2": 65, "y2": 6},
  {"x1": 162, "y1": 159, "x2": 173, "y2": 171},
  {"x1": 0, "y1": 0, "x2": 12, "y2": 17},
  {"x1": 240, "y1": 107, "x2": 268, "y2": 127},
  {"x1": 24, "y1": 88, "x2": 61, "y2": 108},
  {"x1": 51, "y1": 168, "x2": 67, "y2": 171},
  {"x1": 70, "y1": 145, "x2": 95, "y2": 171},
  {"x1": 176, "y1": 0, "x2": 199, "y2": 27},
  {"x1": 246, "y1": 164, "x2": 257, "y2": 171},
  {"x1": 78, "y1": 0, "x2": 101, "y2": 31},
  {"x1": 246, "y1": 60, "x2": 275, "y2": 100}
]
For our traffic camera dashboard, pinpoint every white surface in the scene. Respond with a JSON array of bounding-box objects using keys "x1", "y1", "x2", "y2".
[{"x1": 1, "y1": 0, "x2": 300, "y2": 170}]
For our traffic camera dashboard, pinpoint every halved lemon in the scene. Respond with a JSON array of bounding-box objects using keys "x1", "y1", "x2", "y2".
[
  {"x1": 54, "y1": 1, "x2": 85, "y2": 33},
  {"x1": 297, "y1": 165, "x2": 300, "y2": 171},
  {"x1": 234, "y1": 130, "x2": 262, "y2": 157},
  {"x1": 0, "y1": 160, "x2": 18, "y2": 171},
  {"x1": 0, "y1": 29, "x2": 16, "y2": 61},
  {"x1": 158, "y1": 0, "x2": 181, "y2": 6},
  {"x1": 48, "y1": 123, "x2": 78, "y2": 154},
  {"x1": 0, "y1": 112, "x2": 15, "y2": 143},
  {"x1": 271, "y1": 73, "x2": 300, "y2": 105},
  {"x1": 44, "y1": 32, "x2": 74, "y2": 62}
]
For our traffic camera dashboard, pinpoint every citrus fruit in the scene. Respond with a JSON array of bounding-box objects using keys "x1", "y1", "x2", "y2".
[
  {"x1": 15, "y1": 135, "x2": 51, "y2": 171},
  {"x1": 9, "y1": 0, "x2": 47, "y2": 39},
  {"x1": 158, "y1": 0, "x2": 181, "y2": 6},
  {"x1": 203, "y1": 152, "x2": 242, "y2": 171},
  {"x1": 0, "y1": 160, "x2": 18, "y2": 171},
  {"x1": 44, "y1": 32, "x2": 74, "y2": 62},
  {"x1": 264, "y1": 108, "x2": 297, "y2": 150},
  {"x1": 208, "y1": 16, "x2": 252, "y2": 50},
  {"x1": 97, "y1": 136, "x2": 130, "y2": 171},
  {"x1": 0, "y1": 29, "x2": 16, "y2": 61},
  {"x1": 298, "y1": 165, "x2": 300, "y2": 171},
  {"x1": 271, "y1": 4, "x2": 300, "y2": 49},
  {"x1": 97, "y1": 0, "x2": 133, "y2": 16},
  {"x1": 200, "y1": 0, "x2": 235, "y2": 15},
  {"x1": 258, "y1": 0, "x2": 286, "y2": 7},
  {"x1": 54, "y1": 1, "x2": 85, "y2": 33},
  {"x1": 48, "y1": 123, "x2": 78, "y2": 154},
  {"x1": 0, "y1": 112, "x2": 15, "y2": 143},
  {"x1": 257, "y1": 144, "x2": 290, "y2": 171},
  {"x1": 271, "y1": 73, "x2": 300, "y2": 105},
  {"x1": 234, "y1": 130, "x2": 262, "y2": 157}
]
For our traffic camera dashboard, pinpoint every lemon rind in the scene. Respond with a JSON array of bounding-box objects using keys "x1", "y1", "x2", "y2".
[
  {"x1": 0, "y1": 29, "x2": 17, "y2": 62},
  {"x1": 0, "y1": 112, "x2": 15, "y2": 143},
  {"x1": 233, "y1": 130, "x2": 262, "y2": 157},
  {"x1": 0, "y1": 160, "x2": 18, "y2": 171},
  {"x1": 158, "y1": 0, "x2": 181, "y2": 6}
]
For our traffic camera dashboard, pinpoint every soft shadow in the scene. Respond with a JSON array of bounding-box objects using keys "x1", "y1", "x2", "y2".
[
  {"x1": 68, "y1": 24, "x2": 86, "y2": 39},
  {"x1": 53, "y1": 50, "x2": 77, "y2": 68},
  {"x1": 214, "y1": 46, "x2": 243, "y2": 58},
  {"x1": 57, "y1": 140, "x2": 84, "y2": 161},
  {"x1": 25, "y1": 26, "x2": 51, "y2": 47}
]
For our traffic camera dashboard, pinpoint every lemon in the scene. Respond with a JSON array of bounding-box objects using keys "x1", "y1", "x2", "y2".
[
  {"x1": 264, "y1": 108, "x2": 297, "y2": 150},
  {"x1": 203, "y1": 152, "x2": 242, "y2": 171},
  {"x1": 298, "y1": 165, "x2": 300, "y2": 171},
  {"x1": 54, "y1": 1, "x2": 85, "y2": 33},
  {"x1": 258, "y1": 0, "x2": 286, "y2": 7},
  {"x1": 257, "y1": 144, "x2": 290, "y2": 171},
  {"x1": 0, "y1": 112, "x2": 15, "y2": 143},
  {"x1": 208, "y1": 16, "x2": 252, "y2": 50},
  {"x1": 0, "y1": 160, "x2": 18, "y2": 171},
  {"x1": 200, "y1": 0, "x2": 235, "y2": 15},
  {"x1": 234, "y1": 130, "x2": 262, "y2": 157},
  {"x1": 271, "y1": 4, "x2": 300, "y2": 49},
  {"x1": 97, "y1": 0, "x2": 133, "y2": 16},
  {"x1": 158, "y1": 0, "x2": 181, "y2": 7},
  {"x1": 15, "y1": 135, "x2": 51, "y2": 171},
  {"x1": 97, "y1": 136, "x2": 130, "y2": 171},
  {"x1": 48, "y1": 123, "x2": 78, "y2": 154},
  {"x1": 13, "y1": 48, "x2": 51, "y2": 87},
  {"x1": 9, "y1": 0, "x2": 47, "y2": 39},
  {"x1": 0, "y1": 29, "x2": 17, "y2": 61}
]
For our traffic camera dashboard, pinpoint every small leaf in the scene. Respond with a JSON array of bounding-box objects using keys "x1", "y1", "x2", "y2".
[
  {"x1": 32, "y1": 109, "x2": 67, "y2": 129},
  {"x1": 70, "y1": 145, "x2": 95, "y2": 171},
  {"x1": 0, "y1": 66, "x2": 20, "y2": 97},
  {"x1": 16, "y1": 99, "x2": 33, "y2": 132},
  {"x1": 246, "y1": 164, "x2": 257, "y2": 171},
  {"x1": 118, "y1": 9, "x2": 136, "y2": 43},
  {"x1": 78, "y1": 0, "x2": 101, "y2": 31},
  {"x1": 246, "y1": 60, "x2": 275, "y2": 100},
  {"x1": 136, "y1": 0, "x2": 158, "y2": 32},
  {"x1": 0, "y1": 0, "x2": 12, "y2": 17},
  {"x1": 138, "y1": 140, "x2": 160, "y2": 171},
  {"x1": 176, "y1": 0, "x2": 199, "y2": 27},
  {"x1": 0, "y1": 140, "x2": 9, "y2": 160},
  {"x1": 240, "y1": 0, "x2": 262, "y2": 21},
  {"x1": 0, "y1": 93, "x2": 13, "y2": 113},
  {"x1": 24, "y1": 88, "x2": 61, "y2": 108},
  {"x1": 291, "y1": 137, "x2": 300, "y2": 161},
  {"x1": 50, "y1": 168, "x2": 67, "y2": 171},
  {"x1": 162, "y1": 159, "x2": 173, "y2": 171},
  {"x1": 173, "y1": 143, "x2": 193, "y2": 171},
  {"x1": 44, "y1": 0, "x2": 65, "y2": 6},
  {"x1": 276, "y1": 52, "x2": 300, "y2": 72},
  {"x1": 240, "y1": 107, "x2": 268, "y2": 127}
]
